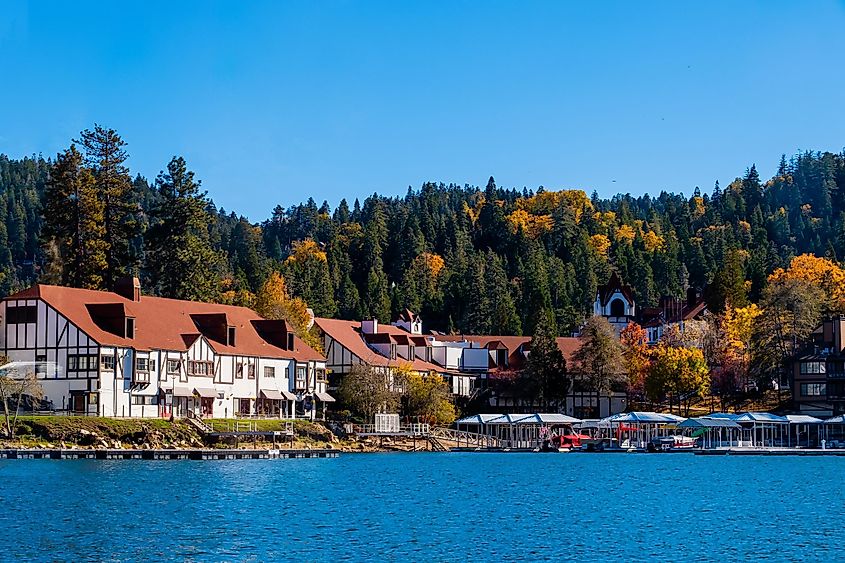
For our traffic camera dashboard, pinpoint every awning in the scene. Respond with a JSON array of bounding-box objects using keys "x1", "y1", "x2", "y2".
[
  {"x1": 280, "y1": 390, "x2": 296, "y2": 401},
  {"x1": 786, "y1": 415, "x2": 823, "y2": 424},
  {"x1": 677, "y1": 417, "x2": 742, "y2": 429},
  {"x1": 193, "y1": 387, "x2": 217, "y2": 398},
  {"x1": 514, "y1": 413, "x2": 582, "y2": 425},
  {"x1": 172, "y1": 386, "x2": 192, "y2": 398},
  {"x1": 260, "y1": 389, "x2": 285, "y2": 401},
  {"x1": 315, "y1": 391, "x2": 336, "y2": 402}
]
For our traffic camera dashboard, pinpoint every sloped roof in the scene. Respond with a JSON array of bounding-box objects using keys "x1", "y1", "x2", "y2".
[
  {"x1": 314, "y1": 317, "x2": 442, "y2": 372},
  {"x1": 436, "y1": 334, "x2": 582, "y2": 370},
  {"x1": 603, "y1": 412, "x2": 686, "y2": 424},
  {"x1": 597, "y1": 271, "x2": 635, "y2": 306},
  {"x1": 734, "y1": 412, "x2": 789, "y2": 423},
  {"x1": 5, "y1": 284, "x2": 323, "y2": 362},
  {"x1": 678, "y1": 417, "x2": 741, "y2": 429}
]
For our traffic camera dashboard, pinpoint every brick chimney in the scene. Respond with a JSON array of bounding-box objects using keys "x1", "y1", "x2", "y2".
[{"x1": 115, "y1": 276, "x2": 141, "y2": 302}]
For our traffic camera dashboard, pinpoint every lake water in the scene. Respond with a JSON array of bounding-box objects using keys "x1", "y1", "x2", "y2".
[{"x1": 1, "y1": 452, "x2": 843, "y2": 562}]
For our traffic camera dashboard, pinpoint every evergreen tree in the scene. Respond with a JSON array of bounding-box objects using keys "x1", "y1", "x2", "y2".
[
  {"x1": 42, "y1": 145, "x2": 107, "y2": 289},
  {"x1": 522, "y1": 310, "x2": 568, "y2": 408},
  {"x1": 76, "y1": 125, "x2": 139, "y2": 289},
  {"x1": 145, "y1": 156, "x2": 221, "y2": 301}
]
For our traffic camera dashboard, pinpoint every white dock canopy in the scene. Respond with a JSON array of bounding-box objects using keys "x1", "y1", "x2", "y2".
[
  {"x1": 454, "y1": 414, "x2": 504, "y2": 425},
  {"x1": 513, "y1": 413, "x2": 582, "y2": 425},
  {"x1": 602, "y1": 412, "x2": 686, "y2": 424}
]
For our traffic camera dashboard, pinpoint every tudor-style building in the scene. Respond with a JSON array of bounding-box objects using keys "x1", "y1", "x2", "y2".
[
  {"x1": 0, "y1": 279, "x2": 331, "y2": 420},
  {"x1": 316, "y1": 311, "x2": 627, "y2": 418},
  {"x1": 592, "y1": 272, "x2": 707, "y2": 342}
]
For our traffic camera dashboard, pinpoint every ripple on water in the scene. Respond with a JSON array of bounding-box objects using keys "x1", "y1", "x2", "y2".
[{"x1": 0, "y1": 453, "x2": 844, "y2": 561}]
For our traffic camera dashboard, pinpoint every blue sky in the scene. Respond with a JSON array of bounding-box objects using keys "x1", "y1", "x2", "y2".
[{"x1": 2, "y1": 1, "x2": 845, "y2": 219}]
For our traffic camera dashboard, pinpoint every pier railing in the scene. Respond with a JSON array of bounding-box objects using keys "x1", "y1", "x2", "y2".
[{"x1": 429, "y1": 427, "x2": 501, "y2": 448}]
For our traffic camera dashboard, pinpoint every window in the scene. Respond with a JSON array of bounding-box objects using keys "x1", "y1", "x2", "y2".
[
  {"x1": 125, "y1": 317, "x2": 135, "y2": 339},
  {"x1": 610, "y1": 298, "x2": 625, "y2": 318},
  {"x1": 131, "y1": 395, "x2": 158, "y2": 405},
  {"x1": 227, "y1": 326, "x2": 236, "y2": 346},
  {"x1": 316, "y1": 369, "x2": 327, "y2": 383},
  {"x1": 167, "y1": 360, "x2": 180, "y2": 375},
  {"x1": 800, "y1": 361, "x2": 827, "y2": 374},
  {"x1": 5, "y1": 305, "x2": 37, "y2": 324},
  {"x1": 295, "y1": 365, "x2": 307, "y2": 389},
  {"x1": 247, "y1": 364, "x2": 256, "y2": 379},
  {"x1": 236, "y1": 363, "x2": 244, "y2": 379},
  {"x1": 36, "y1": 354, "x2": 47, "y2": 377},
  {"x1": 409, "y1": 346, "x2": 415, "y2": 360},
  {"x1": 189, "y1": 361, "x2": 214, "y2": 377},
  {"x1": 264, "y1": 366, "x2": 275, "y2": 378},
  {"x1": 67, "y1": 354, "x2": 98, "y2": 372},
  {"x1": 390, "y1": 344, "x2": 397, "y2": 359},
  {"x1": 800, "y1": 383, "x2": 827, "y2": 396},
  {"x1": 135, "y1": 358, "x2": 150, "y2": 373},
  {"x1": 100, "y1": 355, "x2": 115, "y2": 371}
]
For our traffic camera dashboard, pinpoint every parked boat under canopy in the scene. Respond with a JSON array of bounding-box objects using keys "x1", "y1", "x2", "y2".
[{"x1": 453, "y1": 413, "x2": 583, "y2": 450}]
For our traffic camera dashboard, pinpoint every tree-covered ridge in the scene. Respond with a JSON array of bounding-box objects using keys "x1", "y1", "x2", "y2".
[{"x1": 1, "y1": 126, "x2": 844, "y2": 338}]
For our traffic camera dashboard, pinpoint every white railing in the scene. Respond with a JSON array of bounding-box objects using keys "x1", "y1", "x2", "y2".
[{"x1": 430, "y1": 427, "x2": 500, "y2": 448}]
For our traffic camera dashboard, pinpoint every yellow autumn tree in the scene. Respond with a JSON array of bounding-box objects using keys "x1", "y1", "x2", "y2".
[
  {"x1": 615, "y1": 224, "x2": 636, "y2": 244},
  {"x1": 645, "y1": 344, "x2": 709, "y2": 415},
  {"x1": 642, "y1": 230, "x2": 665, "y2": 252},
  {"x1": 588, "y1": 234, "x2": 611, "y2": 257},
  {"x1": 285, "y1": 238, "x2": 327, "y2": 264},
  {"x1": 506, "y1": 209, "x2": 554, "y2": 238},
  {"x1": 254, "y1": 271, "x2": 322, "y2": 352},
  {"x1": 768, "y1": 254, "x2": 845, "y2": 313},
  {"x1": 401, "y1": 371, "x2": 456, "y2": 425}
]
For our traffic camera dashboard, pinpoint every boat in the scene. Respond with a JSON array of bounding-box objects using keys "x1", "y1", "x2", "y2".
[{"x1": 647, "y1": 435, "x2": 698, "y2": 452}]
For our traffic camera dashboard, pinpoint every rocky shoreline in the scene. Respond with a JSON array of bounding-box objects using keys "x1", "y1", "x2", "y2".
[{"x1": 0, "y1": 417, "x2": 441, "y2": 454}]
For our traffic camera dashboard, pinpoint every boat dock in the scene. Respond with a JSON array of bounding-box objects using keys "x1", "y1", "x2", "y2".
[
  {"x1": 0, "y1": 448, "x2": 339, "y2": 460},
  {"x1": 695, "y1": 448, "x2": 845, "y2": 456}
]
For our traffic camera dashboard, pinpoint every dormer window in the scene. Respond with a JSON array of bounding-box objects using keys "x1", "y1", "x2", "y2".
[
  {"x1": 390, "y1": 344, "x2": 397, "y2": 359},
  {"x1": 287, "y1": 333, "x2": 294, "y2": 350},
  {"x1": 125, "y1": 317, "x2": 135, "y2": 339},
  {"x1": 409, "y1": 346, "x2": 416, "y2": 360},
  {"x1": 227, "y1": 326, "x2": 236, "y2": 347}
]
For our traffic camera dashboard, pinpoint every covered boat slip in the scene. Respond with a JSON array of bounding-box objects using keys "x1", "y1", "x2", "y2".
[
  {"x1": 453, "y1": 410, "x2": 835, "y2": 452},
  {"x1": 590, "y1": 412, "x2": 686, "y2": 450},
  {"x1": 453, "y1": 413, "x2": 583, "y2": 450}
]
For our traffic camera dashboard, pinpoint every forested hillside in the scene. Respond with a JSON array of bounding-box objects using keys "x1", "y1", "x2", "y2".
[{"x1": 2, "y1": 126, "x2": 844, "y2": 338}]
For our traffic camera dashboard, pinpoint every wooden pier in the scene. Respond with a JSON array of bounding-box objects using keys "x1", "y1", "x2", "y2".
[{"x1": 0, "y1": 448, "x2": 339, "y2": 460}]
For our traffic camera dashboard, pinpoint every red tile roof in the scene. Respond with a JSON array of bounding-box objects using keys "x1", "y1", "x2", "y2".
[
  {"x1": 5, "y1": 284, "x2": 324, "y2": 362},
  {"x1": 314, "y1": 317, "x2": 442, "y2": 372},
  {"x1": 436, "y1": 334, "x2": 582, "y2": 370}
]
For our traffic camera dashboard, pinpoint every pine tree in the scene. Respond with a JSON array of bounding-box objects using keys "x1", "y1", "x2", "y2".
[
  {"x1": 42, "y1": 145, "x2": 107, "y2": 289},
  {"x1": 522, "y1": 309, "x2": 568, "y2": 408},
  {"x1": 145, "y1": 156, "x2": 222, "y2": 301},
  {"x1": 76, "y1": 125, "x2": 140, "y2": 289}
]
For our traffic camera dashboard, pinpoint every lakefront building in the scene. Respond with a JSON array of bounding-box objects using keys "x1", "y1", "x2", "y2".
[
  {"x1": 791, "y1": 316, "x2": 845, "y2": 417},
  {"x1": 316, "y1": 311, "x2": 626, "y2": 418},
  {"x1": 0, "y1": 278, "x2": 331, "y2": 420}
]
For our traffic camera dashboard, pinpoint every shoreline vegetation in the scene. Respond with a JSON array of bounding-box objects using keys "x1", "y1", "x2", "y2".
[{"x1": 0, "y1": 416, "x2": 440, "y2": 454}]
